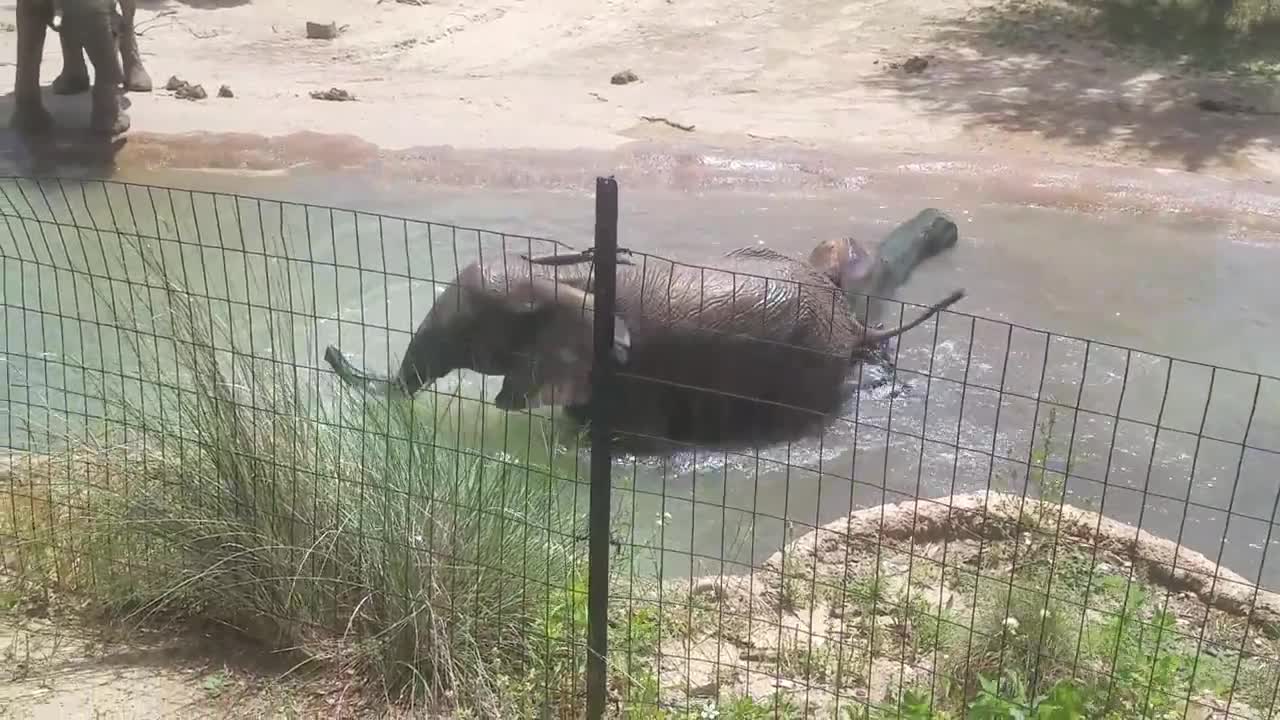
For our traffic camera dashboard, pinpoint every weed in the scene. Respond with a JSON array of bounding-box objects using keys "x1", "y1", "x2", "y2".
[
  {"x1": 777, "y1": 642, "x2": 838, "y2": 686},
  {"x1": 779, "y1": 521, "x2": 808, "y2": 610},
  {"x1": 847, "y1": 573, "x2": 891, "y2": 611},
  {"x1": 942, "y1": 570, "x2": 1082, "y2": 696},
  {"x1": 1238, "y1": 656, "x2": 1280, "y2": 717},
  {"x1": 968, "y1": 671, "x2": 1088, "y2": 719},
  {"x1": 201, "y1": 669, "x2": 230, "y2": 698},
  {"x1": 713, "y1": 691, "x2": 803, "y2": 719},
  {"x1": 1075, "y1": 576, "x2": 1222, "y2": 718}
]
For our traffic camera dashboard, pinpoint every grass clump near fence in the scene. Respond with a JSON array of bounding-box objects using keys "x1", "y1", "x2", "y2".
[{"x1": 0, "y1": 228, "x2": 612, "y2": 717}]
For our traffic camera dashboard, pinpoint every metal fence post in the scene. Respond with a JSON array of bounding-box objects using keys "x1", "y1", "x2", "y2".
[{"x1": 586, "y1": 175, "x2": 619, "y2": 720}]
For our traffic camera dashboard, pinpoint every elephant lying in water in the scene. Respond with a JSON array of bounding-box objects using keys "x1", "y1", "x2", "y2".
[{"x1": 324, "y1": 209, "x2": 963, "y2": 453}]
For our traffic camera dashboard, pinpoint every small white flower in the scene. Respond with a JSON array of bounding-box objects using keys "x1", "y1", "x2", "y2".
[
  {"x1": 1004, "y1": 617, "x2": 1020, "y2": 633},
  {"x1": 699, "y1": 701, "x2": 720, "y2": 719}
]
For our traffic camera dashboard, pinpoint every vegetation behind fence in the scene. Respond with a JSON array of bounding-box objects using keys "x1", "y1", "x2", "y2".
[{"x1": 2, "y1": 176, "x2": 1279, "y2": 719}]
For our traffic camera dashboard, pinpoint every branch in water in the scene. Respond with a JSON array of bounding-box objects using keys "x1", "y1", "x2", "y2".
[{"x1": 522, "y1": 248, "x2": 635, "y2": 266}]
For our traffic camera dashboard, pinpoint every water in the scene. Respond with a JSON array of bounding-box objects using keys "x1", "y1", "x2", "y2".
[{"x1": 3, "y1": 155, "x2": 1280, "y2": 591}]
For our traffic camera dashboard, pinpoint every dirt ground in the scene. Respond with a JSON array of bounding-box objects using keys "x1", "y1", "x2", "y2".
[
  {"x1": 0, "y1": 0, "x2": 1276, "y2": 179},
  {"x1": 0, "y1": 598, "x2": 387, "y2": 719}
]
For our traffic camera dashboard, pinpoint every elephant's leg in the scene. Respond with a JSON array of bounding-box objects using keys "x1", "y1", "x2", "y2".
[
  {"x1": 11, "y1": 0, "x2": 54, "y2": 133},
  {"x1": 51, "y1": 27, "x2": 91, "y2": 95},
  {"x1": 116, "y1": 0, "x2": 151, "y2": 92},
  {"x1": 494, "y1": 374, "x2": 532, "y2": 411},
  {"x1": 67, "y1": 2, "x2": 129, "y2": 135}
]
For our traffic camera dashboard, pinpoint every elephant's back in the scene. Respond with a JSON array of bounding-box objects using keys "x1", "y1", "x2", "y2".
[
  {"x1": 615, "y1": 253, "x2": 856, "y2": 351},
  {"x1": 606, "y1": 252, "x2": 858, "y2": 449}
]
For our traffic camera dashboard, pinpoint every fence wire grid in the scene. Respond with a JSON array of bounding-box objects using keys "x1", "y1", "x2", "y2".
[{"x1": 2, "y1": 175, "x2": 1280, "y2": 720}]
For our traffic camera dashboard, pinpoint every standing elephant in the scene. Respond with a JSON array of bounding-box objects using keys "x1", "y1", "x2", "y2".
[
  {"x1": 50, "y1": 0, "x2": 153, "y2": 96},
  {"x1": 10, "y1": 0, "x2": 131, "y2": 135},
  {"x1": 325, "y1": 210, "x2": 963, "y2": 454}
]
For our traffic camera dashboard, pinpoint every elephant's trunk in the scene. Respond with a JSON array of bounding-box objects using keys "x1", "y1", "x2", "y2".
[
  {"x1": 324, "y1": 345, "x2": 407, "y2": 396},
  {"x1": 855, "y1": 289, "x2": 965, "y2": 348}
]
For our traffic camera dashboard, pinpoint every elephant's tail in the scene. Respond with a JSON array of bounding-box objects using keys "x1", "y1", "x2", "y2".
[
  {"x1": 324, "y1": 345, "x2": 404, "y2": 396},
  {"x1": 856, "y1": 289, "x2": 965, "y2": 348}
]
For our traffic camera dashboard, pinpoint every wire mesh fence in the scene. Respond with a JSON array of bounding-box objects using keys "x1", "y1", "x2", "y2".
[{"x1": 2, "y1": 175, "x2": 1279, "y2": 720}]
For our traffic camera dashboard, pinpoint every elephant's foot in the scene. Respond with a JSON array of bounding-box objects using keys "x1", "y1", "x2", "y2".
[
  {"x1": 494, "y1": 383, "x2": 529, "y2": 411},
  {"x1": 123, "y1": 65, "x2": 152, "y2": 93},
  {"x1": 51, "y1": 71, "x2": 91, "y2": 95},
  {"x1": 90, "y1": 107, "x2": 130, "y2": 136},
  {"x1": 10, "y1": 103, "x2": 54, "y2": 134}
]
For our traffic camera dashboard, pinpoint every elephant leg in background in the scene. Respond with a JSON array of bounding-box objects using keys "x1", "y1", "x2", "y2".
[
  {"x1": 11, "y1": 0, "x2": 54, "y2": 132},
  {"x1": 62, "y1": 0, "x2": 129, "y2": 134},
  {"x1": 117, "y1": 0, "x2": 152, "y2": 92},
  {"x1": 51, "y1": 21, "x2": 92, "y2": 95}
]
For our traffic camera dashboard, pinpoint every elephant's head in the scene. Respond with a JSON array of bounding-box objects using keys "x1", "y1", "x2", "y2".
[
  {"x1": 395, "y1": 260, "x2": 630, "y2": 409},
  {"x1": 808, "y1": 237, "x2": 875, "y2": 294}
]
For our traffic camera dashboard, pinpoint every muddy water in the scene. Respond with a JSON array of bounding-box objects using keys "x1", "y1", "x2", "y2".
[{"x1": 3, "y1": 144, "x2": 1280, "y2": 591}]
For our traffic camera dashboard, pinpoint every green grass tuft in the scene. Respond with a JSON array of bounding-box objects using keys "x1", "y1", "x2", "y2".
[{"x1": 2, "y1": 228, "x2": 597, "y2": 716}]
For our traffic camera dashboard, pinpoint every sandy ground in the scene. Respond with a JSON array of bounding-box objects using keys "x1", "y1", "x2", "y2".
[
  {"x1": 0, "y1": 0, "x2": 1275, "y2": 179},
  {"x1": 0, "y1": 598, "x2": 377, "y2": 719}
]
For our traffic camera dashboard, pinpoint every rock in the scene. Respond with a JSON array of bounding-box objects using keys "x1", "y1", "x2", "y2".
[
  {"x1": 218, "y1": 84, "x2": 234, "y2": 98},
  {"x1": 175, "y1": 83, "x2": 207, "y2": 100},
  {"x1": 611, "y1": 69, "x2": 639, "y2": 85},
  {"x1": 691, "y1": 578, "x2": 725, "y2": 601},
  {"x1": 164, "y1": 75, "x2": 208, "y2": 100},
  {"x1": 305, "y1": 21, "x2": 340, "y2": 40},
  {"x1": 657, "y1": 637, "x2": 740, "y2": 700},
  {"x1": 902, "y1": 55, "x2": 929, "y2": 74},
  {"x1": 310, "y1": 87, "x2": 356, "y2": 102},
  {"x1": 1195, "y1": 97, "x2": 1260, "y2": 114}
]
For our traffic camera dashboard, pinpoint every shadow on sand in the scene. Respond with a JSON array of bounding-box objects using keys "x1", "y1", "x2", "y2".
[
  {"x1": 0, "y1": 89, "x2": 129, "y2": 178},
  {"x1": 868, "y1": 0, "x2": 1280, "y2": 172}
]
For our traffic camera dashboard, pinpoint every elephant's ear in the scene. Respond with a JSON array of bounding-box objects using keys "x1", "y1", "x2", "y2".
[
  {"x1": 808, "y1": 237, "x2": 873, "y2": 290},
  {"x1": 489, "y1": 277, "x2": 631, "y2": 411},
  {"x1": 489, "y1": 277, "x2": 630, "y2": 364},
  {"x1": 495, "y1": 316, "x2": 631, "y2": 411}
]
